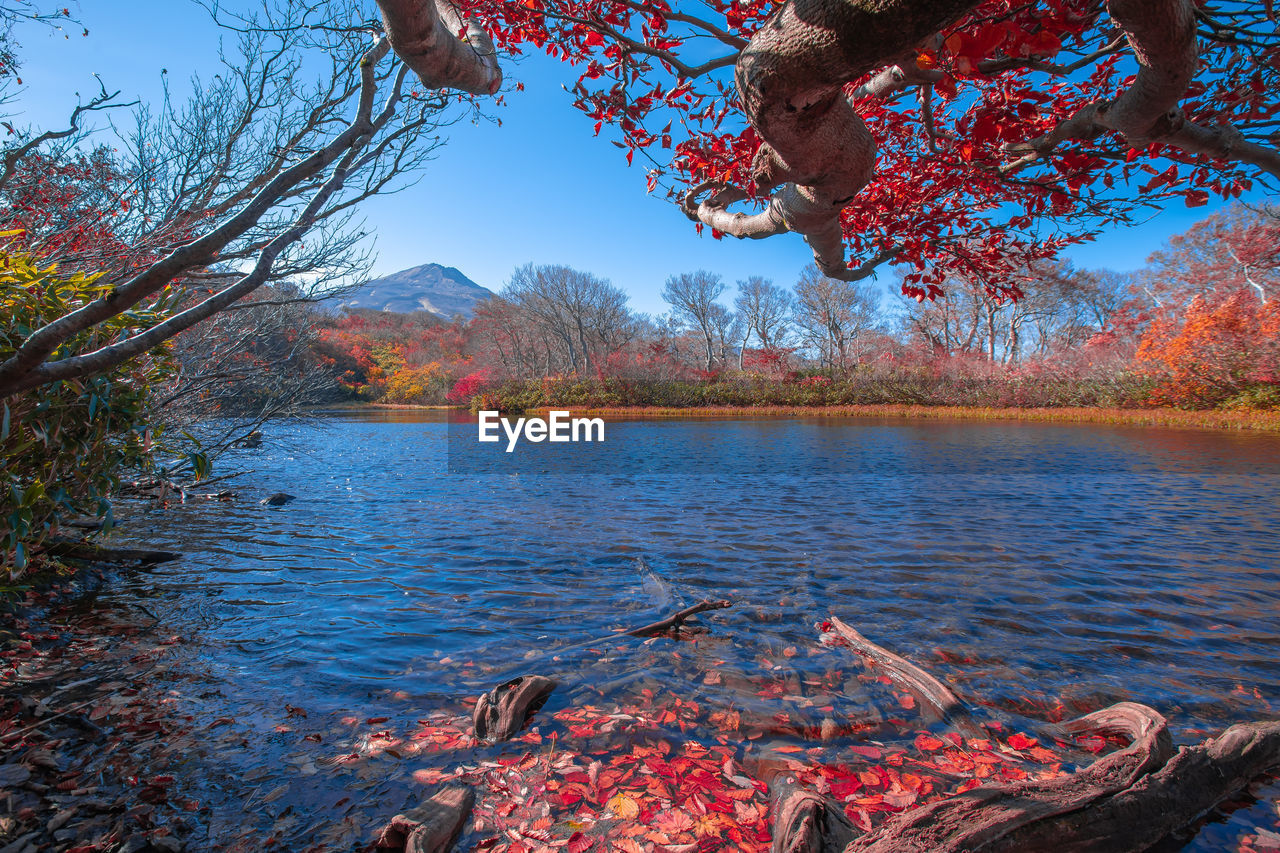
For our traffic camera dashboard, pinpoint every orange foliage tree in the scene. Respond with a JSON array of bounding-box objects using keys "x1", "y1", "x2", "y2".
[{"x1": 1138, "y1": 291, "x2": 1280, "y2": 409}]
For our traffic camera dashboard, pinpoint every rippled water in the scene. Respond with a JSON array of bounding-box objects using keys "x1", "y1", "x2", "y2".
[{"x1": 107, "y1": 411, "x2": 1280, "y2": 849}]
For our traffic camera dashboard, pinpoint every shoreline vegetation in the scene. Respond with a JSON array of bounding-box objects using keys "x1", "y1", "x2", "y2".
[{"x1": 336, "y1": 401, "x2": 1280, "y2": 432}]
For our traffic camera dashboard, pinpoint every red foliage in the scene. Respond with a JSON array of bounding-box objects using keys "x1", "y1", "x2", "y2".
[
  {"x1": 461, "y1": 0, "x2": 1272, "y2": 299},
  {"x1": 447, "y1": 368, "x2": 495, "y2": 403},
  {"x1": 742, "y1": 346, "x2": 796, "y2": 378}
]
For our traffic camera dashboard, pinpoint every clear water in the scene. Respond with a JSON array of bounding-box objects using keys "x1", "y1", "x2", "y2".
[{"x1": 105, "y1": 411, "x2": 1280, "y2": 850}]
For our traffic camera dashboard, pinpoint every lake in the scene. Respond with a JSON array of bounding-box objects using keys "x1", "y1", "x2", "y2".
[{"x1": 105, "y1": 411, "x2": 1280, "y2": 850}]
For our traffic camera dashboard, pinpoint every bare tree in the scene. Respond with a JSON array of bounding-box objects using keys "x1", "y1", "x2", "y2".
[
  {"x1": 793, "y1": 264, "x2": 880, "y2": 369},
  {"x1": 156, "y1": 284, "x2": 337, "y2": 474},
  {"x1": 470, "y1": 295, "x2": 541, "y2": 376},
  {"x1": 0, "y1": 0, "x2": 462, "y2": 398},
  {"x1": 735, "y1": 276, "x2": 793, "y2": 361},
  {"x1": 709, "y1": 301, "x2": 744, "y2": 371},
  {"x1": 502, "y1": 264, "x2": 637, "y2": 375},
  {"x1": 900, "y1": 261, "x2": 1124, "y2": 363},
  {"x1": 662, "y1": 271, "x2": 728, "y2": 371}
]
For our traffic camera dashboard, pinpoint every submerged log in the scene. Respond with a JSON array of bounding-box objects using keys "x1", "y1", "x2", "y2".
[
  {"x1": 373, "y1": 786, "x2": 473, "y2": 853},
  {"x1": 43, "y1": 539, "x2": 181, "y2": 565},
  {"x1": 472, "y1": 675, "x2": 558, "y2": 741},
  {"x1": 826, "y1": 617, "x2": 968, "y2": 725}
]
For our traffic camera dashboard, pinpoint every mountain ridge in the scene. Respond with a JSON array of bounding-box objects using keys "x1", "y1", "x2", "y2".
[{"x1": 335, "y1": 263, "x2": 494, "y2": 319}]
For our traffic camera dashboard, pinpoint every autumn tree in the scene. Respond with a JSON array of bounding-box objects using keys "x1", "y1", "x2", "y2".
[
  {"x1": 1138, "y1": 290, "x2": 1280, "y2": 408},
  {"x1": 376, "y1": 0, "x2": 1278, "y2": 307},
  {"x1": 1140, "y1": 203, "x2": 1279, "y2": 309}
]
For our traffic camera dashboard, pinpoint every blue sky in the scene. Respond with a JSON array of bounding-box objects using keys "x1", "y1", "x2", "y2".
[{"x1": 8, "y1": 1, "x2": 1230, "y2": 316}]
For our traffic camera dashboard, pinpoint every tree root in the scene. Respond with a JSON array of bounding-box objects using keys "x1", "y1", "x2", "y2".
[
  {"x1": 847, "y1": 701, "x2": 1173, "y2": 852},
  {"x1": 770, "y1": 618, "x2": 1280, "y2": 853},
  {"x1": 372, "y1": 786, "x2": 473, "y2": 853},
  {"x1": 472, "y1": 675, "x2": 558, "y2": 741}
]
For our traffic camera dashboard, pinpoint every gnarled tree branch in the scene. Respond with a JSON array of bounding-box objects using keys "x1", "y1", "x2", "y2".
[
  {"x1": 1003, "y1": 0, "x2": 1280, "y2": 180},
  {"x1": 375, "y1": 0, "x2": 502, "y2": 95},
  {"x1": 685, "y1": 0, "x2": 981, "y2": 279}
]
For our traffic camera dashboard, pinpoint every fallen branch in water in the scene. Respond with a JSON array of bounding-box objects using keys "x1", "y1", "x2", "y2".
[
  {"x1": 0, "y1": 696, "x2": 100, "y2": 744},
  {"x1": 468, "y1": 599, "x2": 734, "y2": 742},
  {"x1": 826, "y1": 616, "x2": 969, "y2": 727},
  {"x1": 625, "y1": 598, "x2": 733, "y2": 639}
]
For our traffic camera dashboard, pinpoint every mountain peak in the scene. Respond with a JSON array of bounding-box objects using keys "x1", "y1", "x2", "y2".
[{"x1": 338, "y1": 263, "x2": 494, "y2": 320}]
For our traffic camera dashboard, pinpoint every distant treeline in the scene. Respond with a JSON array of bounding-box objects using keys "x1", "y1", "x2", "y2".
[{"x1": 300, "y1": 204, "x2": 1278, "y2": 413}]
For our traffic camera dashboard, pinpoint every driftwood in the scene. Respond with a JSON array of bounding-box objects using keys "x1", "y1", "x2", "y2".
[
  {"x1": 625, "y1": 598, "x2": 732, "y2": 638},
  {"x1": 847, "y1": 702, "x2": 1173, "y2": 852},
  {"x1": 827, "y1": 617, "x2": 969, "y2": 727},
  {"x1": 772, "y1": 619, "x2": 1280, "y2": 853},
  {"x1": 43, "y1": 539, "x2": 181, "y2": 565},
  {"x1": 993, "y1": 719, "x2": 1280, "y2": 852},
  {"x1": 770, "y1": 779, "x2": 857, "y2": 853},
  {"x1": 373, "y1": 786, "x2": 473, "y2": 853},
  {"x1": 472, "y1": 675, "x2": 558, "y2": 741}
]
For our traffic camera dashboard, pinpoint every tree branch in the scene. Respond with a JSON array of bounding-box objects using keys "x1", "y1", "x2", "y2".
[{"x1": 375, "y1": 0, "x2": 502, "y2": 95}]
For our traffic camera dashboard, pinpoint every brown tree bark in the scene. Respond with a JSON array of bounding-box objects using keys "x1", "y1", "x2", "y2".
[
  {"x1": 772, "y1": 619, "x2": 1280, "y2": 853},
  {"x1": 376, "y1": 0, "x2": 503, "y2": 95},
  {"x1": 685, "y1": 0, "x2": 981, "y2": 279},
  {"x1": 373, "y1": 786, "x2": 474, "y2": 853}
]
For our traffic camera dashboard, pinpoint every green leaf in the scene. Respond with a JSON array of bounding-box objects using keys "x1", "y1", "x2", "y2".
[
  {"x1": 190, "y1": 451, "x2": 212, "y2": 482},
  {"x1": 0, "y1": 403, "x2": 8, "y2": 441}
]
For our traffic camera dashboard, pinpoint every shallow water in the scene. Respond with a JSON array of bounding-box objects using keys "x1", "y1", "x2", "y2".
[{"x1": 107, "y1": 411, "x2": 1280, "y2": 849}]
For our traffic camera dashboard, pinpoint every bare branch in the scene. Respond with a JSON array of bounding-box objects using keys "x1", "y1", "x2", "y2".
[{"x1": 0, "y1": 78, "x2": 133, "y2": 192}]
